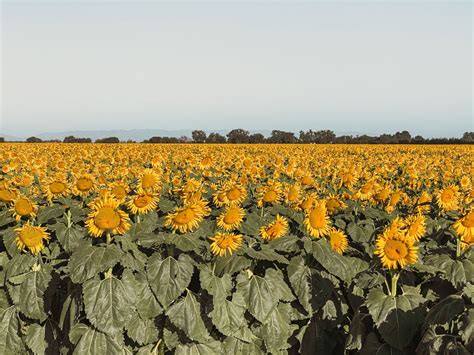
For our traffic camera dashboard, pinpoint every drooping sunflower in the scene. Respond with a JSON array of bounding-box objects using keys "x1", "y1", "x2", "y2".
[
  {"x1": 436, "y1": 185, "x2": 459, "y2": 211},
  {"x1": 165, "y1": 204, "x2": 204, "y2": 233},
  {"x1": 327, "y1": 228, "x2": 348, "y2": 254},
  {"x1": 304, "y1": 202, "x2": 331, "y2": 238},
  {"x1": 453, "y1": 210, "x2": 474, "y2": 247},
  {"x1": 374, "y1": 224, "x2": 418, "y2": 269},
  {"x1": 209, "y1": 233, "x2": 243, "y2": 257},
  {"x1": 11, "y1": 196, "x2": 37, "y2": 221},
  {"x1": 416, "y1": 192, "x2": 432, "y2": 214},
  {"x1": 403, "y1": 214, "x2": 426, "y2": 242},
  {"x1": 109, "y1": 181, "x2": 130, "y2": 202},
  {"x1": 85, "y1": 195, "x2": 131, "y2": 238},
  {"x1": 325, "y1": 194, "x2": 347, "y2": 215},
  {"x1": 0, "y1": 188, "x2": 18, "y2": 204},
  {"x1": 216, "y1": 206, "x2": 245, "y2": 231},
  {"x1": 385, "y1": 191, "x2": 404, "y2": 213},
  {"x1": 260, "y1": 214, "x2": 289, "y2": 241},
  {"x1": 126, "y1": 192, "x2": 159, "y2": 215},
  {"x1": 15, "y1": 223, "x2": 50, "y2": 255}
]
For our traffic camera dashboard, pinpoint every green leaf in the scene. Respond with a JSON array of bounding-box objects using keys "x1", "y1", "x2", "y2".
[
  {"x1": 0, "y1": 306, "x2": 23, "y2": 354},
  {"x1": 83, "y1": 275, "x2": 134, "y2": 336},
  {"x1": 236, "y1": 272, "x2": 278, "y2": 324},
  {"x1": 347, "y1": 221, "x2": 373, "y2": 243},
  {"x1": 199, "y1": 265, "x2": 232, "y2": 301},
  {"x1": 265, "y1": 268, "x2": 295, "y2": 302},
  {"x1": 214, "y1": 255, "x2": 251, "y2": 276},
  {"x1": 0, "y1": 209, "x2": 14, "y2": 228},
  {"x1": 2, "y1": 228, "x2": 19, "y2": 257},
  {"x1": 306, "y1": 239, "x2": 368, "y2": 283},
  {"x1": 361, "y1": 332, "x2": 403, "y2": 355},
  {"x1": 165, "y1": 291, "x2": 210, "y2": 343},
  {"x1": 132, "y1": 271, "x2": 163, "y2": 319},
  {"x1": 287, "y1": 256, "x2": 312, "y2": 314},
  {"x1": 50, "y1": 222, "x2": 86, "y2": 252},
  {"x1": 126, "y1": 313, "x2": 159, "y2": 346},
  {"x1": 18, "y1": 264, "x2": 52, "y2": 321},
  {"x1": 5, "y1": 253, "x2": 35, "y2": 280},
  {"x1": 366, "y1": 287, "x2": 426, "y2": 350},
  {"x1": 244, "y1": 247, "x2": 289, "y2": 264},
  {"x1": 69, "y1": 244, "x2": 123, "y2": 284},
  {"x1": 266, "y1": 235, "x2": 301, "y2": 253},
  {"x1": 425, "y1": 254, "x2": 474, "y2": 288},
  {"x1": 147, "y1": 253, "x2": 194, "y2": 309},
  {"x1": 423, "y1": 295, "x2": 464, "y2": 329},
  {"x1": 72, "y1": 326, "x2": 126, "y2": 355},
  {"x1": 238, "y1": 211, "x2": 261, "y2": 236},
  {"x1": 163, "y1": 233, "x2": 208, "y2": 252},
  {"x1": 37, "y1": 205, "x2": 65, "y2": 224},
  {"x1": 259, "y1": 303, "x2": 298, "y2": 353},
  {"x1": 345, "y1": 309, "x2": 366, "y2": 351},
  {"x1": 175, "y1": 341, "x2": 222, "y2": 355},
  {"x1": 459, "y1": 308, "x2": 474, "y2": 352},
  {"x1": 209, "y1": 292, "x2": 256, "y2": 343},
  {"x1": 223, "y1": 337, "x2": 264, "y2": 355},
  {"x1": 25, "y1": 323, "x2": 46, "y2": 355}
]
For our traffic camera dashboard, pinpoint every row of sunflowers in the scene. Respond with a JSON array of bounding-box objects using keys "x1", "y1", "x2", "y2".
[{"x1": 0, "y1": 143, "x2": 472, "y2": 354}]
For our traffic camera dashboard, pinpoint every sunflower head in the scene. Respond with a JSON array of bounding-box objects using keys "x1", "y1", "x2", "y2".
[
  {"x1": 209, "y1": 233, "x2": 243, "y2": 257},
  {"x1": 436, "y1": 185, "x2": 459, "y2": 211},
  {"x1": 15, "y1": 223, "x2": 50, "y2": 255},
  {"x1": 11, "y1": 196, "x2": 37, "y2": 221},
  {"x1": 165, "y1": 204, "x2": 204, "y2": 233},
  {"x1": 73, "y1": 174, "x2": 95, "y2": 196},
  {"x1": 374, "y1": 223, "x2": 418, "y2": 270},
  {"x1": 327, "y1": 228, "x2": 348, "y2": 254},
  {"x1": 304, "y1": 202, "x2": 331, "y2": 238},
  {"x1": 260, "y1": 215, "x2": 289, "y2": 241},
  {"x1": 216, "y1": 206, "x2": 245, "y2": 231},
  {"x1": 403, "y1": 214, "x2": 426, "y2": 242},
  {"x1": 453, "y1": 210, "x2": 474, "y2": 244},
  {"x1": 86, "y1": 195, "x2": 131, "y2": 238},
  {"x1": 127, "y1": 192, "x2": 159, "y2": 215}
]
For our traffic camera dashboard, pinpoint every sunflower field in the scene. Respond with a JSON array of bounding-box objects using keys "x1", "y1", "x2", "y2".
[{"x1": 0, "y1": 143, "x2": 472, "y2": 354}]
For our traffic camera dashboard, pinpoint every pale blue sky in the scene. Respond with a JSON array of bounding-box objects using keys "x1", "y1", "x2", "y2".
[{"x1": 1, "y1": 1, "x2": 472, "y2": 137}]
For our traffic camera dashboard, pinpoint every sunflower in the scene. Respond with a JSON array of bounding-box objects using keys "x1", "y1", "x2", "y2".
[
  {"x1": 224, "y1": 183, "x2": 247, "y2": 206},
  {"x1": 11, "y1": 196, "x2": 37, "y2": 221},
  {"x1": 85, "y1": 195, "x2": 131, "y2": 238},
  {"x1": 436, "y1": 185, "x2": 459, "y2": 211},
  {"x1": 416, "y1": 192, "x2": 432, "y2": 214},
  {"x1": 138, "y1": 169, "x2": 161, "y2": 192},
  {"x1": 209, "y1": 233, "x2": 243, "y2": 257},
  {"x1": 453, "y1": 210, "x2": 474, "y2": 245},
  {"x1": 403, "y1": 214, "x2": 426, "y2": 242},
  {"x1": 304, "y1": 202, "x2": 331, "y2": 238},
  {"x1": 327, "y1": 228, "x2": 348, "y2": 254},
  {"x1": 374, "y1": 224, "x2": 418, "y2": 269},
  {"x1": 109, "y1": 181, "x2": 130, "y2": 202},
  {"x1": 284, "y1": 183, "x2": 301, "y2": 206},
  {"x1": 257, "y1": 180, "x2": 282, "y2": 207},
  {"x1": 260, "y1": 215, "x2": 288, "y2": 241},
  {"x1": 44, "y1": 177, "x2": 69, "y2": 202},
  {"x1": 216, "y1": 206, "x2": 245, "y2": 231},
  {"x1": 15, "y1": 223, "x2": 50, "y2": 255},
  {"x1": 385, "y1": 191, "x2": 404, "y2": 213},
  {"x1": 299, "y1": 193, "x2": 317, "y2": 211},
  {"x1": 0, "y1": 188, "x2": 18, "y2": 203},
  {"x1": 325, "y1": 194, "x2": 347, "y2": 214},
  {"x1": 126, "y1": 192, "x2": 159, "y2": 215},
  {"x1": 355, "y1": 180, "x2": 376, "y2": 201},
  {"x1": 373, "y1": 187, "x2": 391, "y2": 204},
  {"x1": 72, "y1": 174, "x2": 95, "y2": 196},
  {"x1": 165, "y1": 204, "x2": 204, "y2": 233}
]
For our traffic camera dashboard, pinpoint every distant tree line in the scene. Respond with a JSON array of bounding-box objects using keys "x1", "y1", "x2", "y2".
[{"x1": 2, "y1": 130, "x2": 473, "y2": 144}]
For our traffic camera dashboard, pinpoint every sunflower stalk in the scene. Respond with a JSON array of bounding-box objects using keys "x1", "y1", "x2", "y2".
[
  {"x1": 456, "y1": 237, "x2": 462, "y2": 258},
  {"x1": 390, "y1": 270, "x2": 400, "y2": 297}
]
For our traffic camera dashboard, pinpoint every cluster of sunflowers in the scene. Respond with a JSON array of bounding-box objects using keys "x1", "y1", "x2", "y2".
[{"x1": 0, "y1": 143, "x2": 472, "y2": 267}]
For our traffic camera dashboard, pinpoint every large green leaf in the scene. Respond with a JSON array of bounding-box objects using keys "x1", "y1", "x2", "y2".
[
  {"x1": 0, "y1": 306, "x2": 23, "y2": 354},
  {"x1": 238, "y1": 211, "x2": 261, "y2": 237},
  {"x1": 236, "y1": 272, "x2": 278, "y2": 324},
  {"x1": 366, "y1": 287, "x2": 426, "y2": 350},
  {"x1": 209, "y1": 292, "x2": 256, "y2": 343},
  {"x1": 425, "y1": 254, "x2": 474, "y2": 288},
  {"x1": 305, "y1": 239, "x2": 368, "y2": 283},
  {"x1": 18, "y1": 264, "x2": 53, "y2": 321},
  {"x1": 287, "y1": 256, "x2": 312, "y2": 314},
  {"x1": 162, "y1": 232, "x2": 208, "y2": 252},
  {"x1": 165, "y1": 291, "x2": 210, "y2": 343},
  {"x1": 347, "y1": 221, "x2": 374, "y2": 243},
  {"x1": 265, "y1": 269, "x2": 295, "y2": 302},
  {"x1": 69, "y1": 244, "x2": 123, "y2": 284},
  {"x1": 147, "y1": 253, "x2": 194, "y2": 309},
  {"x1": 25, "y1": 323, "x2": 46, "y2": 355},
  {"x1": 345, "y1": 309, "x2": 366, "y2": 351},
  {"x1": 222, "y1": 337, "x2": 264, "y2": 354},
  {"x1": 72, "y1": 325, "x2": 127, "y2": 355},
  {"x1": 50, "y1": 222, "x2": 86, "y2": 253},
  {"x1": 459, "y1": 308, "x2": 474, "y2": 352},
  {"x1": 126, "y1": 313, "x2": 159, "y2": 346},
  {"x1": 423, "y1": 295, "x2": 464, "y2": 329},
  {"x1": 175, "y1": 341, "x2": 222, "y2": 355},
  {"x1": 259, "y1": 303, "x2": 298, "y2": 353},
  {"x1": 36, "y1": 205, "x2": 64, "y2": 224},
  {"x1": 131, "y1": 271, "x2": 163, "y2": 319},
  {"x1": 199, "y1": 265, "x2": 232, "y2": 301},
  {"x1": 83, "y1": 274, "x2": 134, "y2": 336},
  {"x1": 244, "y1": 247, "x2": 289, "y2": 264},
  {"x1": 214, "y1": 255, "x2": 251, "y2": 276}
]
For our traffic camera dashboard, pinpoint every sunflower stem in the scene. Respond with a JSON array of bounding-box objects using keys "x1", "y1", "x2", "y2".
[
  {"x1": 390, "y1": 270, "x2": 400, "y2": 297},
  {"x1": 260, "y1": 207, "x2": 264, "y2": 218},
  {"x1": 106, "y1": 232, "x2": 112, "y2": 246},
  {"x1": 137, "y1": 214, "x2": 141, "y2": 224},
  {"x1": 456, "y1": 237, "x2": 462, "y2": 258}
]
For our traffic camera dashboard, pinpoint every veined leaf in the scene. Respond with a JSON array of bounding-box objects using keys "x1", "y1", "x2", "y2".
[
  {"x1": 126, "y1": 313, "x2": 159, "y2": 346},
  {"x1": 50, "y1": 222, "x2": 86, "y2": 253},
  {"x1": 72, "y1": 325, "x2": 126, "y2": 355},
  {"x1": 214, "y1": 255, "x2": 251, "y2": 276},
  {"x1": 259, "y1": 303, "x2": 298, "y2": 353},
  {"x1": 25, "y1": 323, "x2": 46, "y2": 355},
  {"x1": 165, "y1": 291, "x2": 210, "y2": 343},
  {"x1": 287, "y1": 256, "x2": 312, "y2": 314},
  {"x1": 423, "y1": 295, "x2": 464, "y2": 329},
  {"x1": 175, "y1": 341, "x2": 222, "y2": 355},
  {"x1": 199, "y1": 265, "x2": 232, "y2": 301},
  {"x1": 147, "y1": 253, "x2": 194, "y2": 309},
  {"x1": 0, "y1": 306, "x2": 23, "y2": 354},
  {"x1": 18, "y1": 264, "x2": 53, "y2": 321}
]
